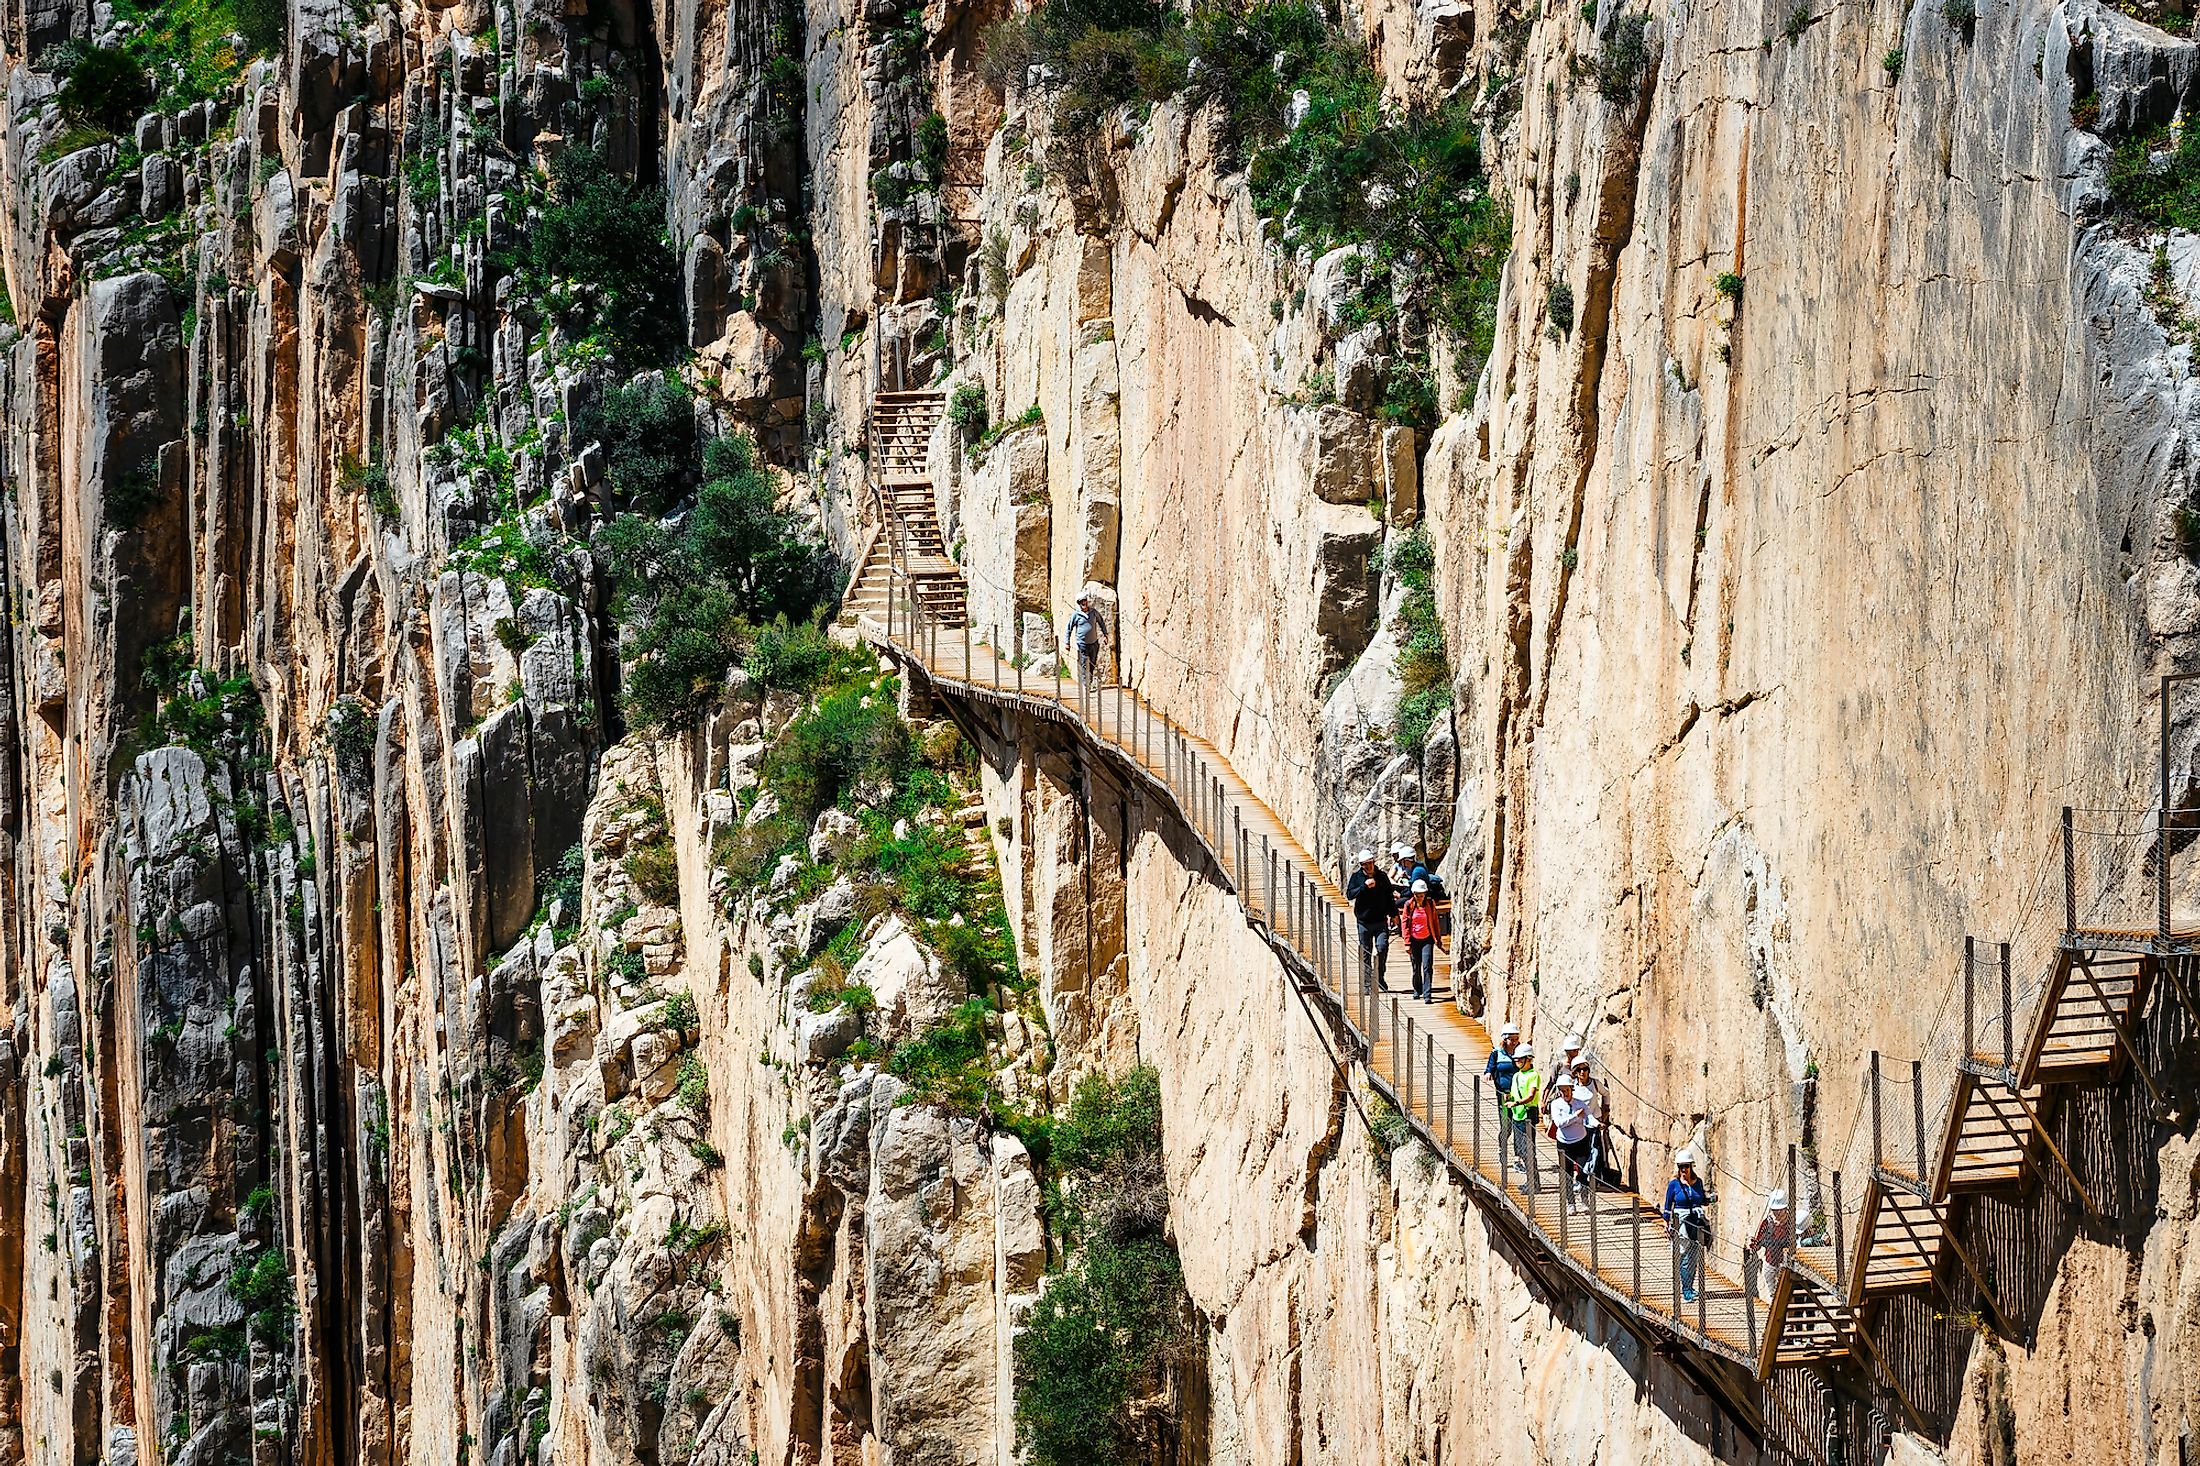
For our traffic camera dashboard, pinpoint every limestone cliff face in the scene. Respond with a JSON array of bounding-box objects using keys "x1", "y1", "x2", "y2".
[{"x1": 0, "y1": 0, "x2": 2197, "y2": 1459}]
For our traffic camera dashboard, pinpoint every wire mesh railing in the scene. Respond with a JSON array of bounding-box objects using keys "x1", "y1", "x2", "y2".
[
  {"x1": 865, "y1": 571, "x2": 1777, "y2": 1367},
  {"x1": 865, "y1": 491, "x2": 2185, "y2": 1383}
]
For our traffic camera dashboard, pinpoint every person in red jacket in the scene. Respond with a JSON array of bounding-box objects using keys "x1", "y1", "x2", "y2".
[{"x1": 1400, "y1": 878, "x2": 1445, "y2": 1001}]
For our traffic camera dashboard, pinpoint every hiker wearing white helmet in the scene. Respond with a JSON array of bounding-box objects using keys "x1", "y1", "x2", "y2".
[
  {"x1": 1345, "y1": 848, "x2": 1400, "y2": 996},
  {"x1": 1662, "y1": 1147, "x2": 1715, "y2": 1303},
  {"x1": 1504, "y1": 1042, "x2": 1543, "y2": 1189},
  {"x1": 1400, "y1": 877, "x2": 1444, "y2": 1000},
  {"x1": 1749, "y1": 1188, "x2": 1793, "y2": 1299},
  {"x1": 1544, "y1": 1032, "x2": 1588, "y2": 1126},
  {"x1": 1568, "y1": 1054, "x2": 1610, "y2": 1181},
  {"x1": 1484, "y1": 1022, "x2": 1521, "y2": 1111},
  {"x1": 1547, "y1": 1071, "x2": 1600, "y2": 1214}
]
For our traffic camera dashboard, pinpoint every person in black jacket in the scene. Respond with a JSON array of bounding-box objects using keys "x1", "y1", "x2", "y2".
[{"x1": 1345, "y1": 848, "x2": 1400, "y2": 995}]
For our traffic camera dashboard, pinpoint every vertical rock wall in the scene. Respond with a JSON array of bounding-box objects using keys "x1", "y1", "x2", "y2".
[{"x1": 1, "y1": 0, "x2": 2199, "y2": 1459}]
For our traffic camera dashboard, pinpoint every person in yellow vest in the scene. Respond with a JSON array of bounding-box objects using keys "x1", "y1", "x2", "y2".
[{"x1": 1505, "y1": 1043, "x2": 1543, "y2": 1192}]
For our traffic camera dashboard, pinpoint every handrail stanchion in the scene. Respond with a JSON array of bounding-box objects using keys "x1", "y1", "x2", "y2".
[
  {"x1": 1831, "y1": 1171, "x2": 1847, "y2": 1292},
  {"x1": 1403, "y1": 1013, "x2": 1416, "y2": 1111},
  {"x1": 1632, "y1": 1189, "x2": 1642, "y2": 1307},
  {"x1": 1912, "y1": 1057, "x2": 1928, "y2": 1184},
  {"x1": 1588, "y1": 1161, "x2": 1600, "y2": 1273},
  {"x1": 1964, "y1": 935, "x2": 1976, "y2": 1062},
  {"x1": 1473, "y1": 1062, "x2": 1483, "y2": 1175},
  {"x1": 1670, "y1": 1227, "x2": 1683, "y2": 1321},
  {"x1": 1559, "y1": 1150, "x2": 1569, "y2": 1249},
  {"x1": 1746, "y1": 1253, "x2": 1759, "y2": 1359},
  {"x1": 1446, "y1": 1052, "x2": 1456, "y2": 1154},
  {"x1": 1697, "y1": 1257, "x2": 1708, "y2": 1334},
  {"x1": 1424, "y1": 1031, "x2": 1435, "y2": 1135},
  {"x1": 2000, "y1": 941, "x2": 2014, "y2": 1072},
  {"x1": 1265, "y1": 839, "x2": 1275, "y2": 930},
  {"x1": 2064, "y1": 805, "x2": 2077, "y2": 931},
  {"x1": 1870, "y1": 1052, "x2": 1883, "y2": 1172}
]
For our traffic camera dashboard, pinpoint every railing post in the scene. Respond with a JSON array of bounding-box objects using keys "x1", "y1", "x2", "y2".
[
  {"x1": 1403, "y1": 1013, "x2": 1416, "y2": 1112},
  {"x1": 1446, "y1": 1052, "x2": 1456, "y2": 1153},
  {"x1": 1632, "y1": 1189, "x2": 1643, "y2": 1306},
  {"x1": 1746, "y1": 1236, "x2": 1760, "y2": 1357},
  {"x1": 1964, "y1": 934, "x2": 1975, "y2": 1061},
  {"x1": 1588, "y1": 1161, "x2": 1600, "y2": 1272},
  {"x1": 1670, "y1": 1225, "x2": 1682, "y2": 1319},
  {"x1": 1559, "y1": 1152, "x2": 1569, "y2": 1249},
  {"x1": 1386, "y1": 996, "x2": 1397, "y2": 1063},
  {"x1": 1425, "y1": 1032, "x2": 1435, "y2": 1134},
  {"x1": 1870, "y1": 1052, "x2": 1883, "y2": 1172},
  {"x1": 2000, "y1": 941, "x2": 2014, "y2": 1071},
  {"x1": 1473, "y1": 1060, "x2": 1483, "y2": 1175},
  {"x1": 1265, "y1": 839, "x2": 1275, "y2": 929},
  {"x1": 1237, "y1": 818, "x2": 1248, "y2": 896},
  {"x1": 962, "y1": 617, "x2": 971, "y2": 675},
  {"x1": 1787, "y1": 1144, "x2": 1799, "y2": 1254},
  {"x1": 1527, "y1": 1117, "x2": 1541, "y2": 1197},
  {"x1": 2063, "y1": 805, "x2": 2077, "y2": 932},
  {"x1": 1831, "y1": 1171, "x2": 1847, "y2": 1291},
  {"x1": 1911, "y1": 1057, "x2": 1927, "y2": 1182}
]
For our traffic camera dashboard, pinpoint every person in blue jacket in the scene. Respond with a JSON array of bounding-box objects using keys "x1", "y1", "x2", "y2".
[{"x1": 1662, "y1": 1146, "x2": 1715, "y2": 1303}]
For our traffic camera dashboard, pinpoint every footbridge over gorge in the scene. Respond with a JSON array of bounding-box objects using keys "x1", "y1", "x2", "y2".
[{"x1": 843, "y1": 389, "x2": 2200, "y2": 1462}]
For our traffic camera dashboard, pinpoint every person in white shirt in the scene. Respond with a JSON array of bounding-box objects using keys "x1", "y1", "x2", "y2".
[{"x1": 1547, "y1": 1072, "x2": 1600, "y2": 1214}]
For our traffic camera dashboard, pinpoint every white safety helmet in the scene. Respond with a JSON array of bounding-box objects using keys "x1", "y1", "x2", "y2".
[
  {"x1": 1562, "y1": 1032, "x2": 1584, "y2": 1052},
  {"x1": 1515, "y1": 1041, "x2": 1533, "y2": 1058},
  {"x1": 1499, "y1": 1022, "x2": 1521, "y2": 1039},
  {"x1": 1411, "y1": 879, "x2": 1429, "y2": 893},
  {"x1": 1675, "y1": 1146, "x2": 1699, "y2": 1167},
  {"x1": 1553, "y1": 1072, "x2": 1576, "y2": 1089},
  {"x1": 1768, "y1": 1189, "x2": 1789, "y2": 1210},
  {"x1": 1356, "y1": 848, "x2": 1376, "y2": 864}
]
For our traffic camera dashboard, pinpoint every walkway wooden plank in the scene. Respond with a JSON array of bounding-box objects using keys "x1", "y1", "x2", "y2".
[{"x1": 853, "y1": 601, "x2": 1774, "y2": 1370}]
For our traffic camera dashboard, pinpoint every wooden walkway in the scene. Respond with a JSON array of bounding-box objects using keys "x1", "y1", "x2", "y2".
[
  {"x1": 851, "y1": 391, "x2": 2200, "y2": 1437},
  {"x1": 854, "y1": 601, "x2": 1771, "y2": 1378}
]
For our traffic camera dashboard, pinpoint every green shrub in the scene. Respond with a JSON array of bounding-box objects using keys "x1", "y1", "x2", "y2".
[
  {"x1": 59, "y1": 46, "x2": 149, "y2": 131},
  {"x1": 947, "y1": 383, "x2": 989, "y2": 440},
  {"x1": 596, "y1": 426, "x2": 835, "y2": 730},
  {"x1": 105, "y1": 462, "x2": 161, "y2": 530},
  {"x1": 660, "y1": 988, "x2": 699, "y2": 1032},
  {"x1": 1016, "y1": 1065, "x2": 1188, "y2": 1464},
  {"x1": 1713, "y1": 270, "x2": 1744, "y2": 303},
  {"x1": 623, "y1": 837, "x2": 681, "y2": 904},
  {"x1": 2109, "y1": 126, "x2": 2200, "y2": 232},
  {"x1": 742, "y1": 616, "x2": 840, "y2": 691},
  {"x1": 1595, "y1": 12, "x2": 1653, "y2": 102},
  {"x1": 1546, "y1": 281, "x2": 1575, "y2": 334},
  {"x1": 675, "y1": 1052, "x2": 709, "y2": 1111},
  {"x1": 1882, "y1": 45, "x2": 1905, "y2": 76},
  {"x1": 761, "y1": 677, "x2": 912, "y2": 817},
  {"x1": 887, "y1": 997, "x2": 996, "y2": 1112},
  {"x1": 528, "y1": 147, "x2": 684, "y2": 366},
  {"x1": 1942, "y1": 0, "x2": 1977, "y2": 24},
  {"x1": 1384, "y1": 528, "x2": 1451, "y2": 750},
  {"x1": 1366, "y1": 1093, "x2": 1413, "y2": 1155},
  {"x1": 577, "y1": 378, "x2": 698, "y2": 513},
  {"x1": 538, "y1": 843, "x2": 585, "y2": 932}
]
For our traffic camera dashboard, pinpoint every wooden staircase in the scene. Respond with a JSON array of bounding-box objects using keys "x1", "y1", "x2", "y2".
[{"x1": 842, "y1": 390, "x2": 968, "y2": 631}]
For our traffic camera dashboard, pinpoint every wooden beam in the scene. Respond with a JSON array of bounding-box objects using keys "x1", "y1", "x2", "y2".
[
  {"x1": 1853, "y1": 1310, "x2": 1933, "y2": 1439},
  {"x1": 1939, "y1": 1210, "x2": 2017, "y2": 1342},
  {"x1": 2076, "y1": 961, "x2": 2174, "y2": 1116},
  {"x1": 1994, "y1": 1081, "x2": 2105, "y2": 1226}
]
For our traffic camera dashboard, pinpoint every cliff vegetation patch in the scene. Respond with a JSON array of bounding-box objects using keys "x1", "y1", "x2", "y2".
[
  {"x1": 1015, "y1": 1065, "x2": 1193, "y2": 1466},
  {"x1": 596, "y1": 403, "x2": 838, "y2": 731},
  {"x1": 989, "y1": 0, "x2": 1509, "y2": 420}
]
